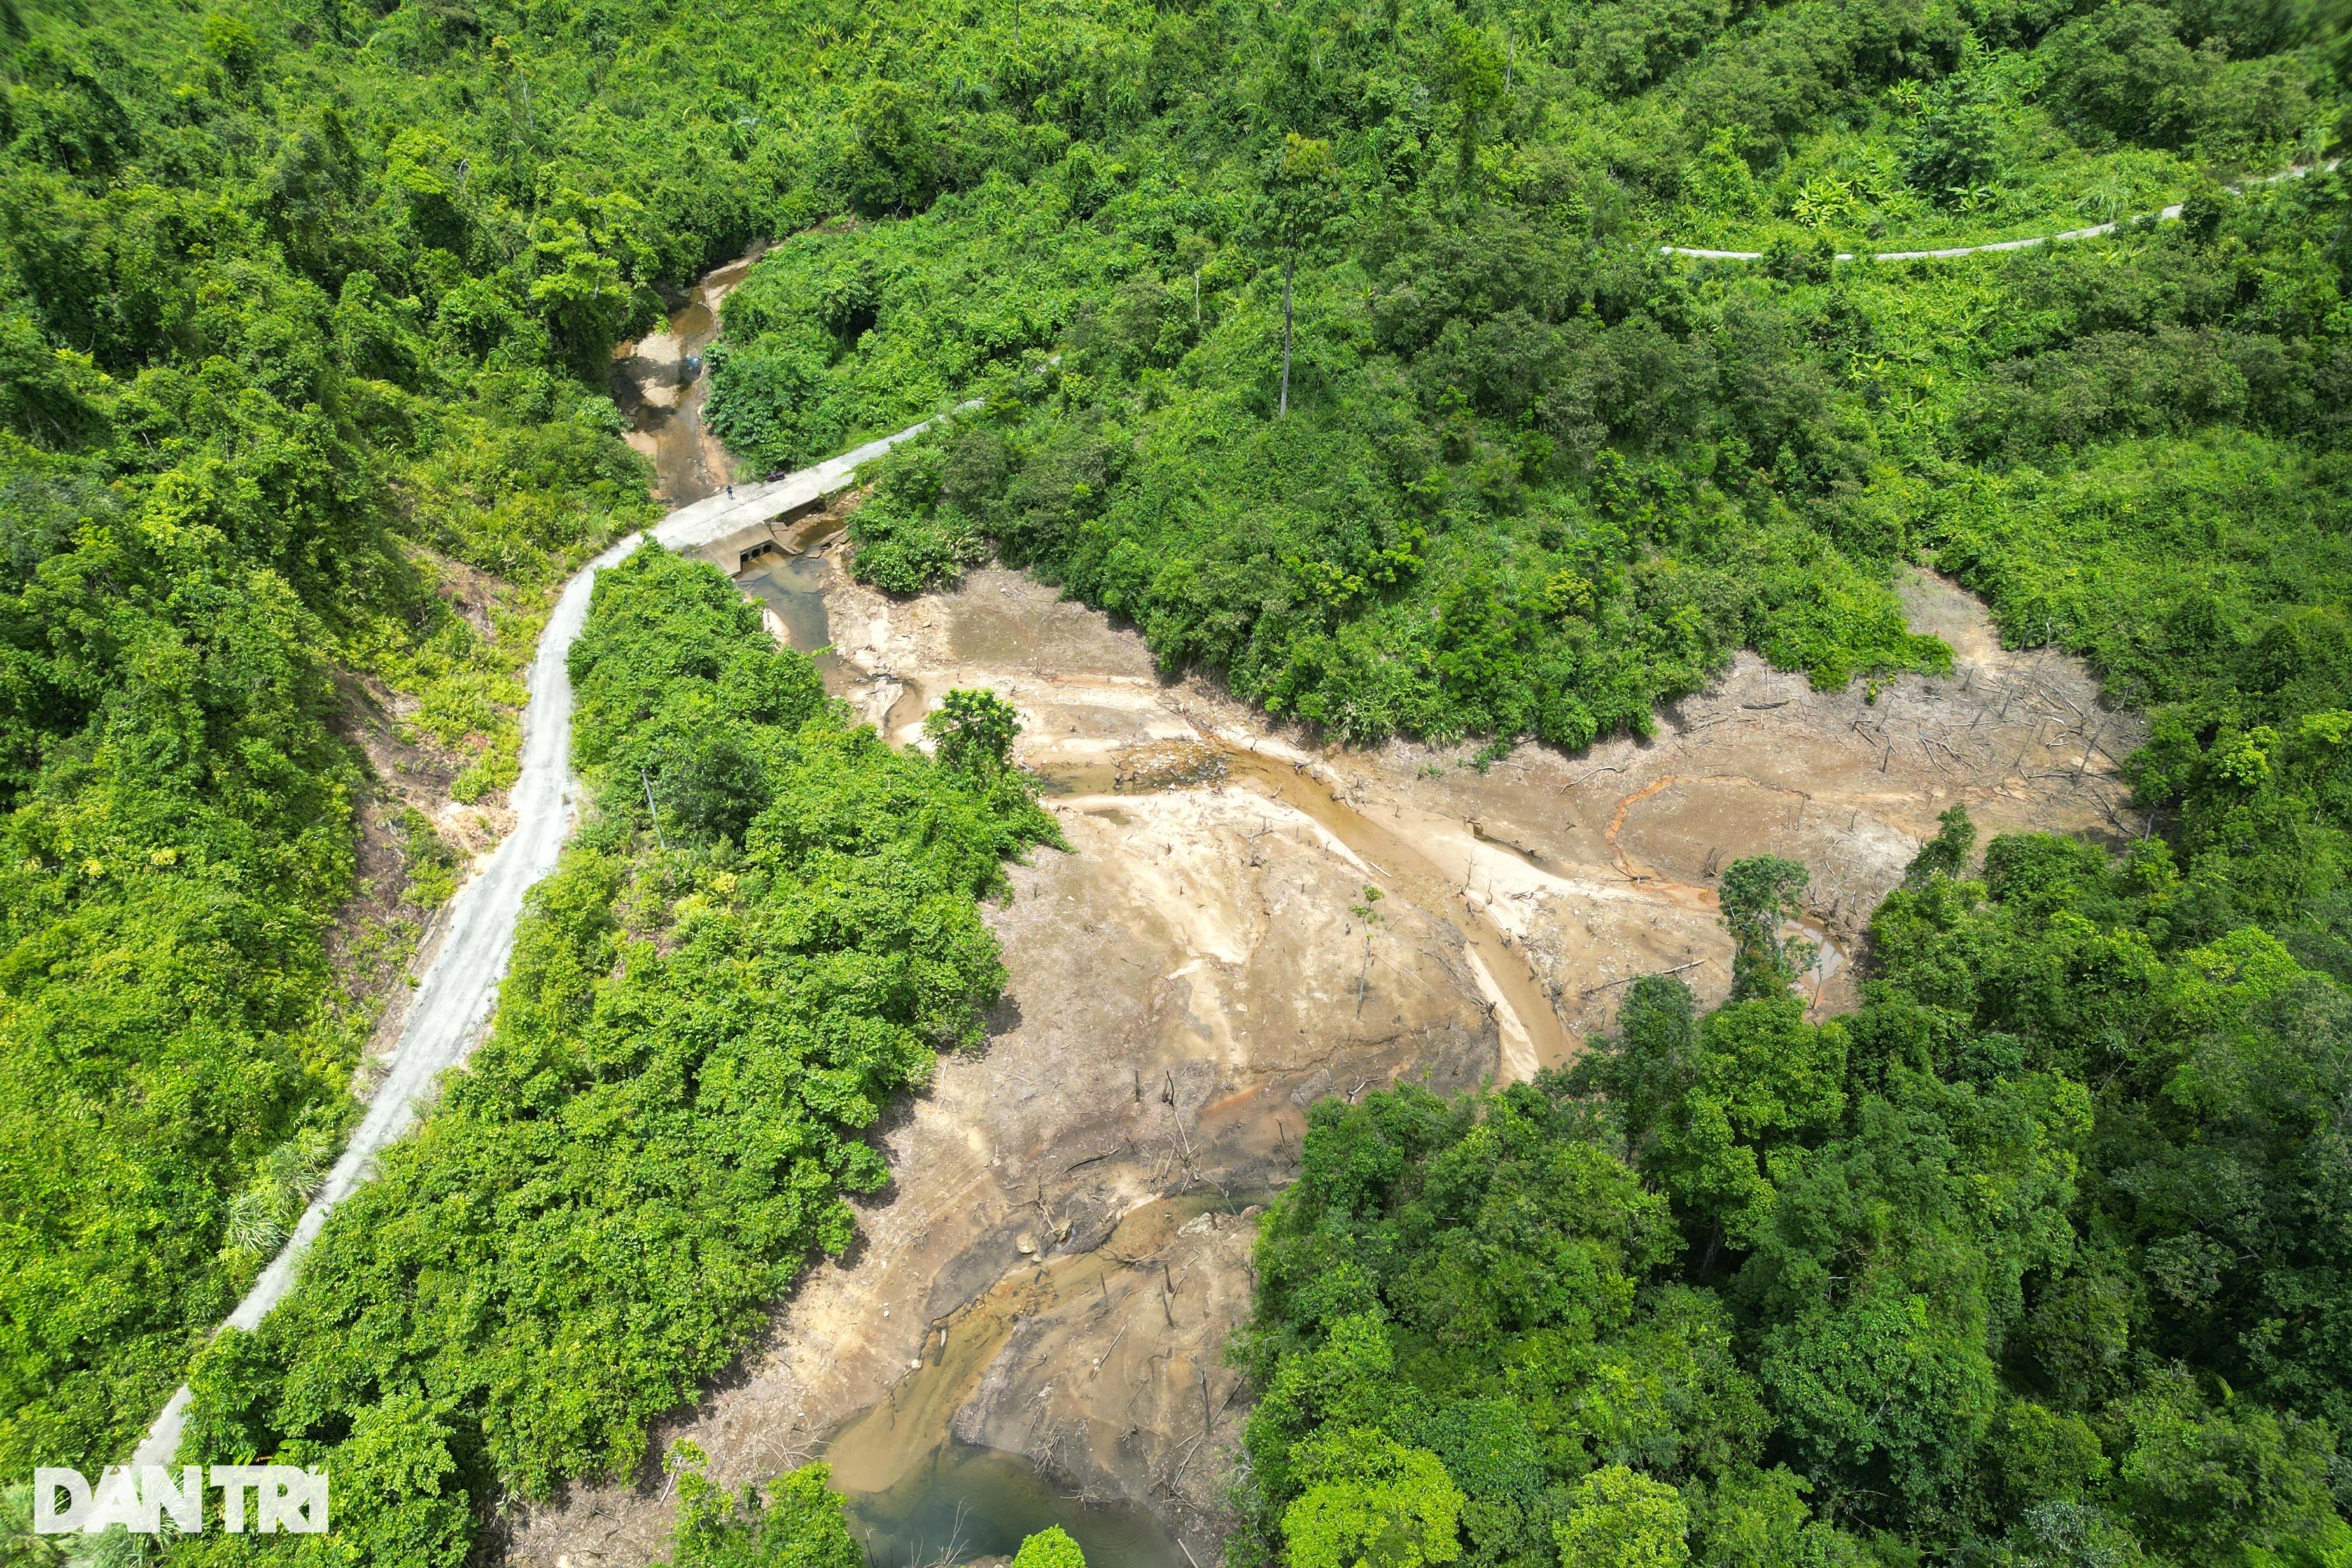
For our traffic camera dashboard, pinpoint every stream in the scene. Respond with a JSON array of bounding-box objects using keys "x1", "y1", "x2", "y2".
[
  {"x1": 611, "y1": 249, "x2": 762, "y2": 505},
  {"x1": 621, "y1": 263, "x2": 1611, "y2": 1091},
  {"x1": 845, "y1": 1444, "x2": 1182, "y2": 1568},
  {"x1": 730, "y1": 536, "x2": 1225, "y2": 1564},
  {"x1": 624, "y1": 269, "x2": 1209, "y2": 1567},
  {"x1": 506, "y1": 249, "x2": 2128, "y2": 1568}
]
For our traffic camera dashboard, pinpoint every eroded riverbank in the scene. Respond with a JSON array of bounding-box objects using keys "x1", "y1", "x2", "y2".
[{"x1": 511, "y1": 509, "x2": 2141, "y2": 1567}]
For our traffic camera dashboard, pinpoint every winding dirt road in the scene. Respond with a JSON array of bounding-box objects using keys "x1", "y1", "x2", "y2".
[
  {"x1": 1662, "y1": 157, "x2": 2339, "y2": 262},
  {"x1": 124, "y1": 421, "x2": 943, "y2": 1476}
]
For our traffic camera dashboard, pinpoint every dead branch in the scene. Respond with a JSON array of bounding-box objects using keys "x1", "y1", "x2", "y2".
[
  {"x1": 1064, "y1": 1141, "x2": 1130, "y2": 1175},
  {"x1": 1581, "y1": 958, "x2": 1704, "y2": 997}
]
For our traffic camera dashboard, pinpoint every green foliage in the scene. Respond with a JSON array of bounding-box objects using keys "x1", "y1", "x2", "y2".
[
  {"x1": 393, "y1": 808, "x2": 461, "y2": 909},
  {"x1": 696, "y1": 0, "x2": 2071, "y2": 748},
  {"x1": 668, "y1": 0, "x2": 2340, "y2": 852},
  {"x1": 1262, "y1": 135, "x2": 1348, "y2": 264},
  {"x1": 2039, "y1": 2, "x2": 2313, "y2": 155},
  {"x1": 925, "y1": 687, "x2": 1024, "y2": 781},
  {"x1": 1012, "y1": 1526, "x2": 1091, "y2": 1568},
  {"x1": 667, "y1": 1446, "x2": 864, "y2": 1568},
  {"x1": 1254, "y1": 808, "x2": 2352, "y2": 1564},
  {"x1": 1686, "y1": 1465, "x2": 1852, "y2": 1567},
  {"x1": 1283, "y1": 1430, "x2": 1466, "y2": 1568},
  {"x1": 1, "y1": 1480, "x2": 67, "y2": 1568},
  {"x1": 656, "y1": 1455, "x2": 1067, "y2": 1568},
  {"x1": 1233, "y1": 1079, "x2": 1788, "y2": 1568},
  {"x1": 166, "y1": 549, "x2": 1059, "y2": 1563},
  {"x1": 1718, "y1": 856, "x2": 1817, "y2": 1000},
  {"x1": 1903, "y1": 78, "x2": 2005, "y2": 205},
  {"x1": 1553, "y1": 1466, "x2": 1689, "y2": 1568},
  {"x1": 0, "y1": 0, "x2": 712, "y2": 1471},
  {"x1": 1905, "y1": 804, "x2": 1977, "y2": 884},
  {"x1": 4, "y1": 1, "x2": 2347, "y2": 1562},
  {"x1": 2105, "y1": 1373, "x2": 2352, "y2": 1566},
  {"x1": 1263, "y1": 133, "x2": 1347, "y2": 417}
]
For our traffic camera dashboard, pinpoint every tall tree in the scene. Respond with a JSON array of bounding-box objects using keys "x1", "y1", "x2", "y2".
[
  {"x1": 1258, "y1": 133, "x2": 1343, "y2": 419},
  {"x1": 1717, "y1": 856, "x2": 1814, "y2": 1001}
]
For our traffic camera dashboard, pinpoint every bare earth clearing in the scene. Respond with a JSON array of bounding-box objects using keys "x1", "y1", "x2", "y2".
[{"x1": 512, "y1": 527, "x2": 2141, "y2": 1568}]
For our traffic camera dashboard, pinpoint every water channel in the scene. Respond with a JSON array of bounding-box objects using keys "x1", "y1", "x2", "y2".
[
  {"x1": 615, "y1": 258, "x2": 1197, "y2": 1568},
  {"x1": 519, "y1": 243, "x2": 2134, "y2": 1568}
]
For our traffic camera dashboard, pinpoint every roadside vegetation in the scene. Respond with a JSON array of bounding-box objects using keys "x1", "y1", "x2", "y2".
[
  {"x1": 167, "y1": 548, "x2": 1056, "y2": 1566},
  {"x1": 0, "y1": 0, "x2": 2346, "y2": 1564}
]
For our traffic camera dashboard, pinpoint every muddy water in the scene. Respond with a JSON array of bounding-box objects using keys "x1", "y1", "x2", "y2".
[
  {"x1": 612, "y1": 247, "x2": 764, "y2": 504},
  {"x1": 846, "y1": 1443, "x2": 1183, "y2": 1568},
  {"x1": 736, "y1": 550, "x2": 855, "y2": 696},
  {"x1": 622, "y1": 284, "x2": 1257, "y2": 1555},
  {"x1": 737, "y1": 551, "x2": 835, "y2": 654},
  {"x1": 513, "y1": 543, "x2": 2141, "y2": 1568},
  {"x1": 822, "y1": 1198, "x2": 1237, "y2": 1568}
]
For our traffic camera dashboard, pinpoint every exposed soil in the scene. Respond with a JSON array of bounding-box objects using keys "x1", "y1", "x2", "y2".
[
  {"x1": 611, "y1": 250, "x2": 764, "y2": 506},
  {"x1": 323, "y1": 558, "x2": 522, "y2": 1087},
  {"x1": 510, "y1": 554, "x2": 2141, "y2": 1568}
]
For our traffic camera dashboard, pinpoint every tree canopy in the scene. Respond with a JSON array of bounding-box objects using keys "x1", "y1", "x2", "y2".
[
  {"x1": 0, "y1": 1, "x2": 2344, "y2": 1566},
  {"x1": 1237, "y1": 841, "x2": 2352, "y2": 1565}
]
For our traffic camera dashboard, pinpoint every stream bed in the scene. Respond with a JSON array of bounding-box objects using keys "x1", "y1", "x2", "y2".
[
  {"x1": 845, "y1": 1443, "x2": 1185, "y2": 1568},
  {"x1": 818, "y1": 1196, "x2": 1248, "y2": 1568},
  {"x1": 736, "y1": 548, "x2": 852, "y2": 693},
  {"x1": 520, "y1": 249, "x2": 2147, "y2": 1568}
]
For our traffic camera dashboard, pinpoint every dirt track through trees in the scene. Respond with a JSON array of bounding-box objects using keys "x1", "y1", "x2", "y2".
[{"x1": 1660, "y1": 156, "x2": 2340, "y2": 261}]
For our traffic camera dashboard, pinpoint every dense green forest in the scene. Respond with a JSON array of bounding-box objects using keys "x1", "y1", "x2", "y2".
[
  {"x1": 0, "y1": 0, "x2": 2346, "y2": 1563},
  {"x1": 706, "y1": 0, "x2": 2350, "y2": 772},
  {"x1": 0, "y1": 0, "x2": 688, "y2": 1484},
  {"x1": 164, "y1": 547, "x2": 1055, "y2": 1566},
  {"x1": 1238, "y1": 835, "x2": 2352, "y2": 1566}
]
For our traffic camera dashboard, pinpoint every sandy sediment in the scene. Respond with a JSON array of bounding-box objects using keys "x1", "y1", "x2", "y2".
[
  {"x1": 508, "y1": 556, "x2": 2140, "y2": 1568},
  {"x1": 611, "y1": 248, "x2": 765, "y2": 506}
]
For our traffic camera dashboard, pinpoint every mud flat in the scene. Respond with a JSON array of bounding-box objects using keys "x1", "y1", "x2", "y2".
[{"x1": 509, "y1": 544, "x2": 2140, "y2": 1568}]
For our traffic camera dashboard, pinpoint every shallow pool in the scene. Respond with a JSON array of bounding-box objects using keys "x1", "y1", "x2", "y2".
[
  {"x1": 839, "y1": 1438, "x2": 1187, "y2": 1568},
  {"x1": 736, "y1": 551, "x2": 846, "y2": 681}
]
